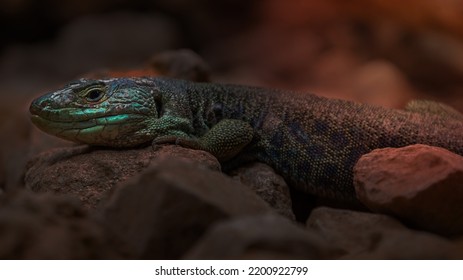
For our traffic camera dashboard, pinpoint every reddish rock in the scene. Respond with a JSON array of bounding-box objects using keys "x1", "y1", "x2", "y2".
[
  {"x1": 354, "y1": 144, "x2": 463, "y2": 236},
  {"x1": 103, "y1": 157, "x2": 272, "y2": 259},
  {"x1": 229, "y1": 162, "x2": 295, "y2": 220}
]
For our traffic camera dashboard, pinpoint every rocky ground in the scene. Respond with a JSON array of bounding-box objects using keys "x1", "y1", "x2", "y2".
[
  {"x1": 3, "y1": 138, "x2": 463, "y2": 259},
  {"x1": 1, "y1": 0, "x2": 463, "y2": 259}
]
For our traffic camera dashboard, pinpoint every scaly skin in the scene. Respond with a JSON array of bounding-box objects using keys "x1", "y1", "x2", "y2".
[{"x1": 30, "y1": 77, "x2": 463, "y2": 201}]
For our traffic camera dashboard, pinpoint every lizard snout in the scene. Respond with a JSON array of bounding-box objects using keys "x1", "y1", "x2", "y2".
[{"x1": 29, "y1": 95, "x2": 50, "y2": 116}]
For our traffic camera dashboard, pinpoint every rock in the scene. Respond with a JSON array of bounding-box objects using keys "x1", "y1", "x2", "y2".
[
  {"x1": 184, "y1": 214, "x2": 341, "y2": 259},
  {"x1": 307, "y1": 207, "x2": 457, "y2": 259},
  {"x1": 154, "y1": 145, "x2": 220, "y2": 171},
  {"x1": 25, "y1": 145, "x2": 219, "y2": 210},
  {"x1": 103, "y1": 157, "x2": 272, "y2": 259},
  {"x1": 229, "y1": 162, "x2": 295, "y2": 220},
  {"x1": 25, "y1": 146, "x2": 156, "y2": 210},
  {"x1": 0, "y1": 190, "x2": 125, "y2": 259},
  {"x1": 354, "y1": 144, "x2": 463, "y2": 236}
]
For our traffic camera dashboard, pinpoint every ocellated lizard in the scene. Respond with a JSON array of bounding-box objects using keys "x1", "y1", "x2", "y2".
[{"x1": 29, "y1": 77, "x2": 463, "y2": 201}]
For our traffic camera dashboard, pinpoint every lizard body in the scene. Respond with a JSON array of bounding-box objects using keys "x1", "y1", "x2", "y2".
[{"x1": 30, "y1": 77, "x2": 463, "y2": 201}]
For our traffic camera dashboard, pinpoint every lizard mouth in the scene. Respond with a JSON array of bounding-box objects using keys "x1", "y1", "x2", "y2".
[
  {"x1": 30, "y1": 113, "x2": 144, "y2": 129},
  {"x1": 30, "y1": 113, "x2": 147, "y2": 145}
]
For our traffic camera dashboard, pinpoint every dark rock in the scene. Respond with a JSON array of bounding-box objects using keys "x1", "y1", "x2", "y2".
[
  {"x1": 103, "y1": 157, "x2": 272, "y2": 259},
  {"x1": 354, "y1": 144, "x2": 463, "y2": 236},
  {"x1": 307, "y1": 207, "x2": 458, "y2": 259},
  {"x1": 0, "y1": 190, "x2": 125, "y2": 259},
  {"x1": 184, "y1": 214, "x2": 342, "y2": 259},
  {"x1": 229, "y1": 162, "x2": 295, "y2": 220}
]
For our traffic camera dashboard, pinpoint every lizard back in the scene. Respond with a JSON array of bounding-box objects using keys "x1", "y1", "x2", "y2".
[{"x1": 183, "y1": 81, "x2": 463, "y2": 201}]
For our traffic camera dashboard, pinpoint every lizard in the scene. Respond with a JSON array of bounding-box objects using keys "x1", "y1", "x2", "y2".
[{"x1": 29, "y1": 77, "x2": 463, "y2": 201}]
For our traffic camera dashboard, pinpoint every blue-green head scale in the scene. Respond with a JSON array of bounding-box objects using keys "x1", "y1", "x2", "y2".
[{"x1": 30, "y1": 78, "x2": 160, "y2": 147}]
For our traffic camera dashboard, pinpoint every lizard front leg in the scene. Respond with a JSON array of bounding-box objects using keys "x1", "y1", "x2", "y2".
[{"x1": 153, "y1": 119, "x2": 254, "y2": 161}]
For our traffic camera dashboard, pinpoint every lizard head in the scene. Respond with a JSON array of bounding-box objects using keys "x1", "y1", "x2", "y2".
[{"x1": 30, "y1": 78, "x2": 161, "y2": 147}]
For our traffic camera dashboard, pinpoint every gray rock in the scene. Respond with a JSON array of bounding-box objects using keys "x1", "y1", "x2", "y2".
[
  {"x1": 307, "y1": 207, "x2": 458, "y2": 259},
  {"x1": 184, "y1": 214, "x2": 342, "y2": 259},
  {"x1": 229, "y1": 162, "x2": 295, "y2": 220},
  {"x1": 103, "y1": 157, "x2": 272, "y2": 259},
  {"x1": 354, "y1": 144, "x2": 463, "y2": 236}
]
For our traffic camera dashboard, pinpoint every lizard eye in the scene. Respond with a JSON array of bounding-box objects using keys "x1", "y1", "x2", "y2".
[{"x1": 84, "y1": 88, "x2": 105, "y2": 102}]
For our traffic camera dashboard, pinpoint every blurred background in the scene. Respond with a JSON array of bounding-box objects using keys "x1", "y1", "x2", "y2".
[
  {"x1": 2, "y1": 0, "x2": 463, "y2": 105},
  {"x1": 2, "y1": 0, "x2": 463, "y2": 133}
]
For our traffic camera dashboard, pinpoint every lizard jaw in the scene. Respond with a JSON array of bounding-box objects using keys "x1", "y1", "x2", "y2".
[{"x1": 30, "y1": 113, "x2": 148, "y2": 147}]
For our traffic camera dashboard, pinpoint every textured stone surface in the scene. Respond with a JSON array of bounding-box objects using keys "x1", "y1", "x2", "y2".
[
  {"x1": 307, "y1": 207, "x2": 458, "y2": 259},
  {"x1": 354, "y1": 144, "x2": 463, "y2": 236},
  {"x1": 103, "y1": 158, "x2": 272, "y2": 259},
  {"x1": 184, "y1": 214, "x2": 341, "y2": 259},
  {"x1": 0, "y1": 191, "x2": 125, "y2": 259},
  {"x1": 229, "y1": 162, "x2": 295, "y2": 220},
  {"x1": 154, "y1": 145, "x2": 221, "y2": 171},
  {"x1": 25, "y1": 146, "x2": 156, "y2": 210},
  {"x1": 25, "y1": 145, "x2": 219, "y2": 210}
]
